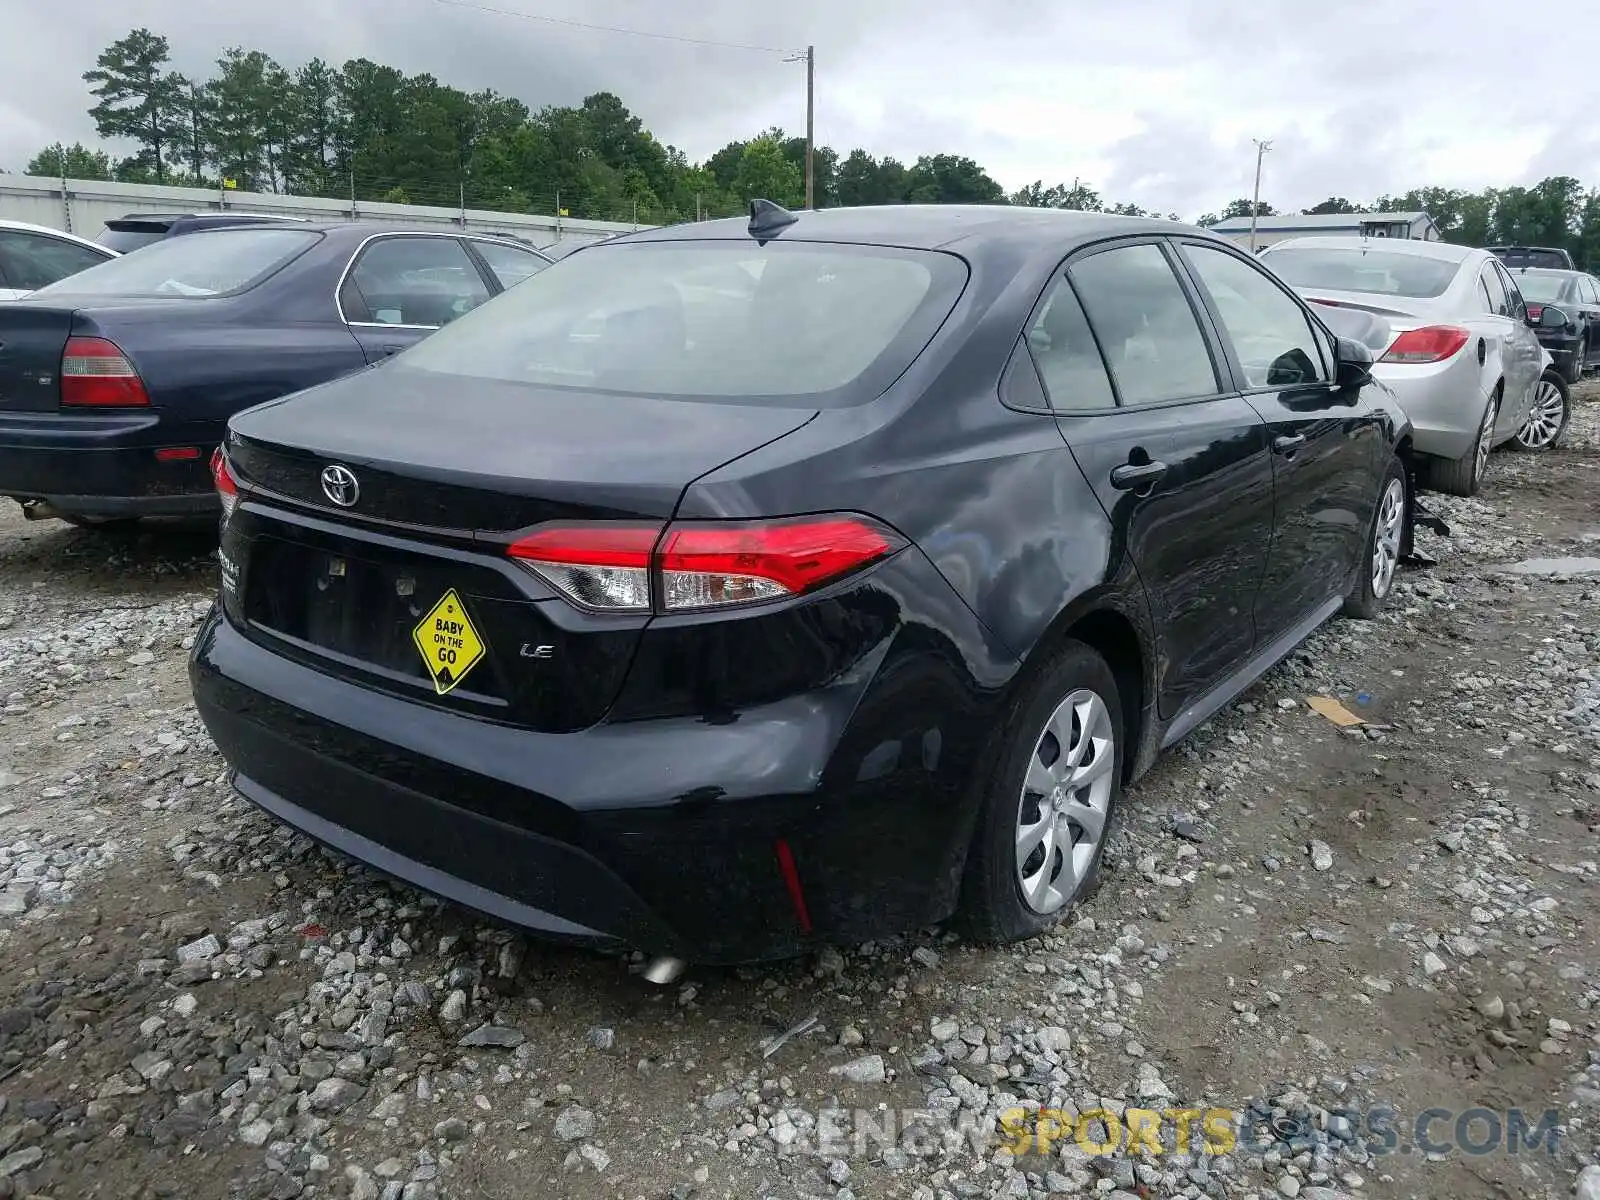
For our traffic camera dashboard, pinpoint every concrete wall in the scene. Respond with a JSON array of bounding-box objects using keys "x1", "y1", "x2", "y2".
[{"x1": 0, "y1": 176, "x2": 648, "y2": 254}]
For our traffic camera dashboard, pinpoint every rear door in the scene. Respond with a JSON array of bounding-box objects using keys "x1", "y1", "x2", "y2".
[
  {"x1": 1491, "y1": 259, "x2": 1544, "y2": 419},
  {"x1": 1175, "y1": 238, "x2": 1383, "y2": 640},
  {"x1": 338, "y1": 235, "x2": 493, "y2": 364},
  {"x1": 1038, "y1": 238, "x2": 1276, "y2": 720}
]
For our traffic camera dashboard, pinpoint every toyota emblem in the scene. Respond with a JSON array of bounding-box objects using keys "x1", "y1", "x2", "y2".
[{"x1": 320, "y1": 464, "x2": 360, "y2": 508}]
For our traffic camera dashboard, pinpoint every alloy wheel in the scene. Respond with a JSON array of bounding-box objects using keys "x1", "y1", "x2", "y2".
[
  {"x1": 1370, "y1": 477, "x2": 1405, "y2": 600},
  {"x1": 1474, "y1": 396, "x2": 1498, "y2": 484},
  {"x1": 1015, "y1": 688, "x2": 1115, "y2": 915},
  {"x1": 1515, "y1": 378, "x2": 1567, "y2": 450}
]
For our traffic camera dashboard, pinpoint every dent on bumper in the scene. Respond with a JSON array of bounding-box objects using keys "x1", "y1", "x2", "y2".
[
  {"x1": 1373, "y1": 361, "x2": 1490, "y2": 461},
  {"x1": 189, "y1": 605, "x2": 990, "y2": 963}
]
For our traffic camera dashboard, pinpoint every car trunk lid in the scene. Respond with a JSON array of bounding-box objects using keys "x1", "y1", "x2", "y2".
[
  {"x1": 222, "y1": 365, "x2": 818, "y2": 729},
  {"x1": 0, "y1": 305, "x2": 75, "y2": 412}
]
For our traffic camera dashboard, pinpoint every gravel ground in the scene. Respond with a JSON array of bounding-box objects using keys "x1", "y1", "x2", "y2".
[{"x1": 0, "y1": 387, "x2": 1598, "y2": 1200}]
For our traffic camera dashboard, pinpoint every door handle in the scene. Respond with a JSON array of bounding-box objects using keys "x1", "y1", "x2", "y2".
[
  {"x1": 1273, "y1": 434, "x2": 1307, "y2": 455},
  {"x1": 1110, "y1": 460, "x2": 1168, "y2": 491}
]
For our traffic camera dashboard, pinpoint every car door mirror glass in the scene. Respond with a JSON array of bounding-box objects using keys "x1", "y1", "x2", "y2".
[
  {"x1": 1539, "y1": 305, "x2": 1569, "y2": 328},
  {"x1": 1334, "y1": 336, "x2": 1373, "y2": 390}
]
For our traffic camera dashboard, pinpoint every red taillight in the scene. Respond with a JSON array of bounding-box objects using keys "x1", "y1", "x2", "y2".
[
  {"x1": 1526, "y1": 304, "x2": 1544, "y2": 321},
  {"x1": 505, "y1": 514, "x2": 903, "y2": 614},
  {"x1": 506, "y1": 524, "x2": 656, "y2": 612},
  {"x1": 155, "y1": 446, "x2": 201, "y2": 462},
  {"x1": 1380, "y1": 325, "x2": 1470, "y2": 365},
  {"x1": 60, "y1": 337, "x2": 149, "y2": 407},
  {"x1": 210, "y1": 447, "x2": 240, "y2": 520}
]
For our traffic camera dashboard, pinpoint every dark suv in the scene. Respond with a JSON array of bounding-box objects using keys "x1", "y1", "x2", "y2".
[
  {"x1": 94, "y1": 212, "x2": 308, "y2": 254},
  {"x1": 1488, "y1": 245, "x2": 1575, "y2": 270}
]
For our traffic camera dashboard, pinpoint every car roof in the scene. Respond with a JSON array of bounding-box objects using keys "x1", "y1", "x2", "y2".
[
  {"x1": 1265, "y1": 235, "x2": 1477, "y2": 264},
  {"x1": 0, "y1": 217, "x2": 113, "y2": 252},
  {"x1": 615, "y1": 204, "x2": 1199, "y2": 253}
]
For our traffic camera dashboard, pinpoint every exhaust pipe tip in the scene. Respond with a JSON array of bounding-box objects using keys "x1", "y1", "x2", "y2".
[{"x1": 641, "y1": 956, "x2": 687, "y2": 986}]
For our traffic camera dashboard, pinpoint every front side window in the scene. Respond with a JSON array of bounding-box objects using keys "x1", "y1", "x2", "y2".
[
  {"x1": 1025, "y1": 277, "x2": 1117, "y2": 410},
  {"x1": 471, "y1": 240, "x2": 550, "y2": 289},
  {"x1": 1183, "y1": 243, "x2": 1328, "y2": 388},
  {"x1": 395, "y1": 239, "x2": 967, "y2": 403},
  {"x1": 342, "y1": 237, "x2": 491, "y2": 328},
  {"x1": 1068, "y1": 243, "x2": 1219, "y2": 405},
  {"x1": 33, "y1": 228, "x2": 317, "y2": 298}
]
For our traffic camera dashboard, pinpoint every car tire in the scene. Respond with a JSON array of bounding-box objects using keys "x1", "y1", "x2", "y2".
[
  {"x1": 1420, "y1": 388, "x2": 1499, "y2": 497},
  {"x1": 1567, "y1": 340, "x2": 1586, "y2": 384},
  {"x1": 960, "y1": 638, "x2": 1124, "y2": 945},
  {"x1": 1341, "y1": 457, "x2": 1407, "y2": 620},
  {"x1": 1511, "y1": 369, "x2": 1571, "y2": 452}
]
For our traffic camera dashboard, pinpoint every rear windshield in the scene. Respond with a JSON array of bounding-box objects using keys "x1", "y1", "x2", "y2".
[
  {"x1": 1511, "y1": 272, "x2": 1572, "y2": 303},
  {"x1": 395, "y1": 239, "x2": 968, "y2": 404},
  {"x1": 1262, "y1": 247, "x2": 1460, "y2": 298},
  {"x1": 36, "y1": 228, "x2": 319, "y2": 298},
  {"x1": 1495, "y1": 248, "x2": 1569, "y2": 269},
  {"x1": 96, "y1": 226, "x2": 169, "y2": 253}
]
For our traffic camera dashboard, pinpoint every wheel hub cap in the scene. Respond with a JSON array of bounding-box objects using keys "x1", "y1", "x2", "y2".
[
  {"x1": 1516, "y1": 381, "x2": 1565, "y2": 449},
  {"x1": 1015, "y1": 688, "x2": 1116, "y2": 916},
  {"x1": 1370, "y1": 477, "x2": 1405, "y2": 600}
]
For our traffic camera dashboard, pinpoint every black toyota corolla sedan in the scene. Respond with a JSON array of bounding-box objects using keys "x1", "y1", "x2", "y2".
[{"x1": 191, "y1": 202, "x2": 1414, "y2": 965}]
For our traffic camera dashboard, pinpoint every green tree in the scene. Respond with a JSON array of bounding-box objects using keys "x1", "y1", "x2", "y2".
[
  {"x1": 1011, "y1": 179, "x2": 1103, "y2": 211},
  {"x1": 731, "y1": 136, "x2": 802, "y2": 208},
  {"x1": 905, "y1": 154, "x2": 1005, "y2": 204},
  {"x1": 82, "y1": 28, "x2": 186, "y2": 184},
  {"x1": 1220, "y1": 198, "x2": 1276, "y2": 219},
  {"x1": 25, "y1": 142, "x2": 112, "y2": 180},
  {"x1": 1304, "y1": 196, "x2": 1359, "y2": 215}
]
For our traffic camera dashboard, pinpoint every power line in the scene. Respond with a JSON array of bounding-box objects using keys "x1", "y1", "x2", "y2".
[{"x1": 432, "y1": 0, "x2": 797, "y2": 55}]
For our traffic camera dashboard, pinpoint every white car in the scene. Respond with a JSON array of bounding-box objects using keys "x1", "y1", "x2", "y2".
[
  {"x1": 1258, "y1": 236, "x2": 1548, "y2": 496},
  {"x1": 0, "y1": 218, "x2": 118, "y2": 301}
]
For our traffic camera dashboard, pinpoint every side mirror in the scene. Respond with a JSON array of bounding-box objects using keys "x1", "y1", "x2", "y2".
[
  {"x1": 1538, "y1": 305, "x2": 1569, "y2": 329},
  {"x1": 1334, "y1": 336, "x2": 1374, "y2": 390}
]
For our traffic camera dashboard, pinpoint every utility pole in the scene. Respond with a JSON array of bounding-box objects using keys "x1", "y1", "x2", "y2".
[
  {"x1": 1248, "y1": 138, "x2": 1272, "y2": 252},
  {"x1": 785, "y1": 45, "x2": 816, "y2": 209}
]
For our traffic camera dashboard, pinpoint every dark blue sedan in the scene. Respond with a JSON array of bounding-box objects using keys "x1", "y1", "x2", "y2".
[{"x1": 0, "y1": 222, "x2": 550, "y2": 524}]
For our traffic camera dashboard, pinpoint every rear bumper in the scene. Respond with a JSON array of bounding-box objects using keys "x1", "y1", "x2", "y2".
[
  {"x1": 0, "y1": 411, "x2": 221, "y2": 517},
  {"x1": 189, "y1": 594, "x2": 998, "y2": 963},
  {"x1": 1372, "y1": 356, "x2": 1490, "y2": 462},
  {"x1": 1536, "y1": 333, "x2": 1581, "y2": 367}
]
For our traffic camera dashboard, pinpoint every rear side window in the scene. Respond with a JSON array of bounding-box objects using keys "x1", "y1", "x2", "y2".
[
  {"x1": 1069, "y1": 243, "x2": 1219, "y2": 405},
  {"x1": 0, "y1": 231, "x2": 109, "y2": 291},
  {"x1": 342, "y1": 237, "x2": 491, "y2": 328},
  {"x1": 1026, "y1": 278, "x2": 1116, "y2": 410},
  {"x1": 396, "y1": 240, "x2": 967, "y2": 404},
  {"x1": 34, "y1": 228, "x2": 318, "y2": 298}
]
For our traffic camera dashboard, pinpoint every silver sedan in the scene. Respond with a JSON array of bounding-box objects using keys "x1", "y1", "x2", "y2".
[{"x1": 1258, "y1": 236, "x2": 1546, "y2": 496}]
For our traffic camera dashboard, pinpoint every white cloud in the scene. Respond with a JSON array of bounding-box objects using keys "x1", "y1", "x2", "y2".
[{"x1": 1, "y1": 0, "x2": 1596, "y2": 219}]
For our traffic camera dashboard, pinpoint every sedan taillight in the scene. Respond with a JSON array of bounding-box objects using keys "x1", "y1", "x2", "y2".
[
  {"x1": 210, "y1": 447, "x2": 240, "y2": 521},
  {"x1": 506, "y1": 514, "x2": 905, "y2": 614},
  {"x1": 1380, "y1": 325, "x2": 1470, "y2": 365},
  {"x1": 60, "y1": 336, "x2": 150, "y2": 407}
]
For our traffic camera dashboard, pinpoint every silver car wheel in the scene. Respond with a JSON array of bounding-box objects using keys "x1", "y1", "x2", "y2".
[
  {"x1": 1514, "y1": 378, "x2": 1567, "y2": 449},
  {"x1": 1371, "y1": 476, "x2": 1405, "y2": 600},
  {"x1": 1015, "y1": 688, "x2": 1115, "y2": 915},
  {"x1": 1473, "y1": 395, "x2": 1497, "y2": 483}
]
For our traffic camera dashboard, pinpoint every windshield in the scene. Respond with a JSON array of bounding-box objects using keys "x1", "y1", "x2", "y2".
[
  {"x1": 1496, "y1": 248, "x2": 1568, "y2": 268},
  {"x1": 396, "y1": 239, "x2": 967, "y2": 404},
  {"x1": 1262, "y1": 247, "x2": 1460, "y2": 298},
  {"x1": 1510, "y1": 272, "x2": 1571, "y2": 303},
  {"x1": 38, "y1": 228, "x2": 319, "y2": 298}
]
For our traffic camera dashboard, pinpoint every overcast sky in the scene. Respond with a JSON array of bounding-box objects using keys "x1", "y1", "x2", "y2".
[{"x1": 1, "y1": 0, "x2": 1594, "y2": 219}]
